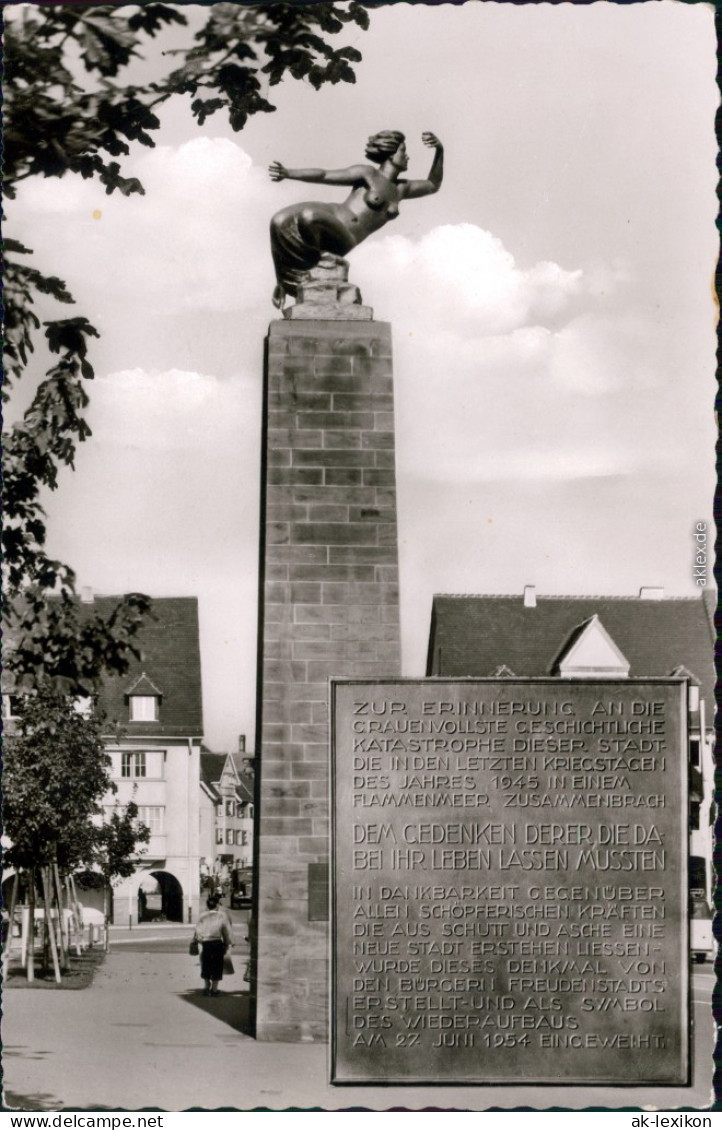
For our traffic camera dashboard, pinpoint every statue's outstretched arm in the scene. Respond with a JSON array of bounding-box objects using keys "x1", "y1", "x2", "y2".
[
  {"x1": 269, "y1": 161, "x2": 370, "y2": 187},
  {"x1": 401, "y1": 133, "x2": 444, "y2": 200}
]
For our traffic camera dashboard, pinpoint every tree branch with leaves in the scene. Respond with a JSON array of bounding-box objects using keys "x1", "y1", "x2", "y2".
[{"x1": 3, "y1": 2, "x2": 371, "y2": 695}]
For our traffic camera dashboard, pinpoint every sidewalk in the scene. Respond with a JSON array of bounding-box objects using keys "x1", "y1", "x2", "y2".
[{"x1": 2, "y1": 949, "x2": 715, "y2": 1112}]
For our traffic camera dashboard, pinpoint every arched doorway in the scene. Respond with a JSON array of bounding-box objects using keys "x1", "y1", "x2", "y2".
[{"x1": 138, "y1": 871, "x2": 183, "y2": 923}]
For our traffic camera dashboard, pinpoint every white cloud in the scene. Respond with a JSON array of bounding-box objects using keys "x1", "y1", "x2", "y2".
[
  {"x1": 548, "y1": 311, "x2": 669, "y2": 397},
  {"x1": 87, "y1": 367, "x2": 255, "y2": 453},
  {"x1": 353, "y1": 223, "x2": 586, "y2": 337},
  {"x1": 10, "y1": 137, "x2": 276, "y2": 317}
]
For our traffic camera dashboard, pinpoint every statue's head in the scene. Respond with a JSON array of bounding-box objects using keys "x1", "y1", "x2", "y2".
[{"x1": 365, "y1": 130, "x2": 406, "y2": 164}]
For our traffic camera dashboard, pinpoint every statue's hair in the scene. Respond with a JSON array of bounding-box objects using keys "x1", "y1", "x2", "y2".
[{"x1": 365, "y1": 130, "x2": 405, "y2": 163}]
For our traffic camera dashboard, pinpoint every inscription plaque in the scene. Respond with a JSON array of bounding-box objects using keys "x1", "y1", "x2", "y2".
[{"x1": 331, "y1": 679, "x2": 688, "y2": 1084}]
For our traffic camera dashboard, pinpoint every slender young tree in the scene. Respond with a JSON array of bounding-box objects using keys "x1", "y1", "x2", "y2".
[
  {"x1": 95, "y1": 801, "x2": 151, "y2": 951},
  {"x1": 2, "y1": 691, "x2": 150, "y2": 976}
]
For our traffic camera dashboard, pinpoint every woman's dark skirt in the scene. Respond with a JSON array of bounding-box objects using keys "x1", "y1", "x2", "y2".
[
  {"x1": 200, "y1": 939, "x2": 226, "y2": 981},
  {"x1": 270, "y1": 204, "x2": 355, "y2": 298}
]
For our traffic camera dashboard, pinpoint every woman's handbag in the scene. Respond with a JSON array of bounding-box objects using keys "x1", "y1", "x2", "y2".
[
  {"x1": 223, "y1": 953, "x2": 234, "y2": 975},
  {"x1": 189, "y1": 938, "x2": 199, "y2": 956}
]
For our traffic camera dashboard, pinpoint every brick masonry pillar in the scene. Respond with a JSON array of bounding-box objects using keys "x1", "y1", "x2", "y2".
[{"x1": 252, "y1": 317, "x2": 401, "y2": 1042}]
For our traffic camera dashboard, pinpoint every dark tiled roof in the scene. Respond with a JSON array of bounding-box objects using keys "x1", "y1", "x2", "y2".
[
  {"x1": 427, "y1": 593, "x2": 715, "y2": 707},
  {"x1": 90, "y1": 596, "x2": 203, "y2": 738},
  {"x1": 200, "y1": 750, "x2": 227, "y2": 789},
  {"x1": 125, "y1": 671, "x2": 164, "y2": 698},
  {"x1": 236, "y1": 776, "x2": 254, "y2": 805}
]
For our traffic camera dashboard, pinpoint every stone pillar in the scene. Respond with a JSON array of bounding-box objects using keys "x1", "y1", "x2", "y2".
[{"x1": 252, "y1": 278, "x2": 401, "y2": 1041}]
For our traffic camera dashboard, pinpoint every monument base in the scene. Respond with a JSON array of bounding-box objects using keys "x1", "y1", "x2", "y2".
[
  {"x1": 284, "y1": 254, "x2": 373, "y2": 321},
  {"x1": 252, "y1": 314, "x2": 401, "y2": 1042}
]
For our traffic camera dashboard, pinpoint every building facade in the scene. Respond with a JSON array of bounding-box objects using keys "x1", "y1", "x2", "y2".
[
  {"x1": 93, "y1": 595, "x2": 204, "y2": 925},
  {"x1": 199, "y1": 743, "x2": 254, "y2": 894}
]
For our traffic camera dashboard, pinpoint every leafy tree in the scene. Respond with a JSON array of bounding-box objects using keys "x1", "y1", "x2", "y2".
[
  {"x1": 95, "y1": 799, "x2": 151, "y2": 948},
  {"x1": 3, "y1": 690, "x2": 150, "y2": 970},
  {"x1": 3, "y1": 2, "x2": 371, "y2": 694},
  {"x1": 2, "y1": 691, "x2": 148, "y2": 876}
]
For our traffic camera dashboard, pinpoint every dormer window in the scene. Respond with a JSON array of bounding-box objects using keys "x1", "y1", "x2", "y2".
[
  {"x1": 125, "y1": 672, "x2": 163, "y2": 723},
  {"x1": 669, "y1": 666, "x2": 701, "y2": 714},
  {"x1": 551, "y1": 616, "x2": 630, "y2": 679},
  {"x1": 130, "y1": 696, "x2": 159, "y2": 722}
]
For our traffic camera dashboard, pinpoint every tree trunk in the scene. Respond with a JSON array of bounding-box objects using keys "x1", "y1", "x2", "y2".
[
  {"x1": 2, "y1": 872, "x2": 20, "y2": 982},
  {"x1": 53, "y1": 863, "x2": 69, "y2": 971},
  {"x1": 68, "y1": 873, "x2": 83, "y2": 955},
  {"x1": 27, "y1": 869, "x2": 35, "y2": 982},
  {"x1": 104, "y1": 881, "x2": 110, "y2": 953},
  {"x1": 41, "y1": 868, "x2": 61, "y2": 983}
]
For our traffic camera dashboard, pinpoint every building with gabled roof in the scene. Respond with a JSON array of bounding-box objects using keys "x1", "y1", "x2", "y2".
[
  {"x1": 427, "y1": 585, "x2": 716, "y2": 903},
  {"x1": 428, "y1": 588, "x2": 715, "y2": 700},
  {"x1": 91, "y1": 594, "x2": 204, "y2": 925},
  {"x1": 91, "y1": 596, "x2": 203, "y2": 739},
  {"x1": 2, "y1": 592, "x2": 205, "y2": 926},
  {"x1": 199, "y1": 740, "x2": 255, "y2": 897}
]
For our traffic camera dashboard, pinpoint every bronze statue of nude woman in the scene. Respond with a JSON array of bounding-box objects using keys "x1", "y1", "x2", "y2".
[{"x1": 268, "y1": 130, "x2": 443, "y2": 309}]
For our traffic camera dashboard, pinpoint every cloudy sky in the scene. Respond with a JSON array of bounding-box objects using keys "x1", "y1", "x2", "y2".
[{"x1": 7, "y1": 1, "x2": 717, "y2": 751}]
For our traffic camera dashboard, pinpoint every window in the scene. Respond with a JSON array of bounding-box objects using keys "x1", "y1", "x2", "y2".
[
  {"x1": 122, "y1": 752, "x2": 146, "y2": 778},
  {"x1": 226, "y1": 830, "x2": 234, "y2": 845},
  {"x1": 236, "y1": 802, "x2": 245, "y2": 818},
  {"x1": 136, "y1": 807, "x2": 164, "y2": 835},
  {"x1": 690, "y1": 802, "x2": 701, "y2": 831},
  {"x1": 216, "y1": 828, "x2": 224, "y2": 845},
  {"x1": 690, "y1": 738, "x2": 700, "y2": 767},
  {"x1": 130, "y1": 696, "x2": 158, "y2": 722},
  {"x1": 225, "y1": 800, "x2": 235, "y2": 818}
]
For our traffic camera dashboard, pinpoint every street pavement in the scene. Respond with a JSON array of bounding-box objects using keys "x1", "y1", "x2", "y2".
[{"x1": 2, "y1": 937, "x2": 716, "y2": 1112}]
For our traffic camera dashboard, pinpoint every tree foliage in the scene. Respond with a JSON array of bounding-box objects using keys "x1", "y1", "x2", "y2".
[
  {"x1": 2, "y1": 691, "x2": 149, "y2": 875},
  {"x1": 2, "y1": 2, "x2": 370, "y2": 694},
  {"x1": 3, "y1": 3, "x2": 369, "y2": 195},
  {"x1": 3, "y1": 3, "x2": 371, "y2": 903},
  {"x1": 96, "y1": 799, "x2": 151, "y2": 884}
]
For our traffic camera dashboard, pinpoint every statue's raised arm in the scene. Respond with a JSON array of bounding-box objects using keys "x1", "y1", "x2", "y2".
[
  {"x1": 268, "y1": 130, "x2": 444, "y2": 309},
  {"x1": 400, "y1": 132, "x2": 444, "y2": 200}
]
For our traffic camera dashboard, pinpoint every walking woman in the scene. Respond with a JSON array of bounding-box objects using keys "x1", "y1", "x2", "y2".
[
  {"x1": 193, "y1": 893, "x2": 232, "y2": 997},
  {"x1": 269, "y1": 129, "x2": 443, "y2": 308}
]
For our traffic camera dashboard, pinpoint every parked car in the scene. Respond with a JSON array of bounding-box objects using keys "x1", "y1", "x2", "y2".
[
  {"x1": 690, "y1": 898, "x2": 714, "y2": 963},
  {"x1": 230, "y1": 868, "x2": 253, "y2": 910}
]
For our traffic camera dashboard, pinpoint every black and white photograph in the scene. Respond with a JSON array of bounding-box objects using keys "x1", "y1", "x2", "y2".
[{"x1": 1, "y1": 0, "x2": 717, "y2": 1116}]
